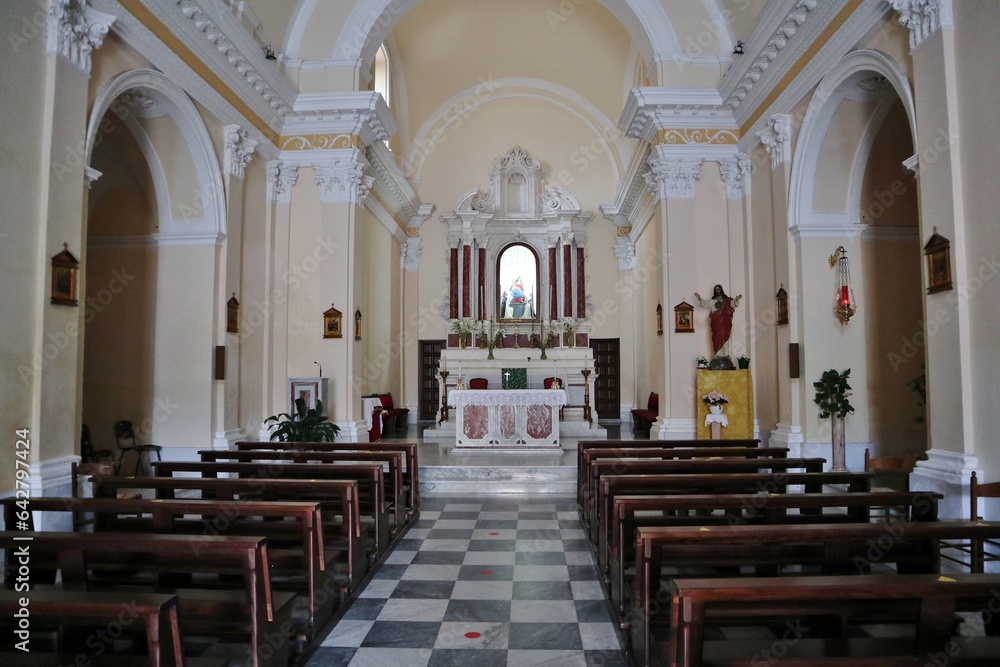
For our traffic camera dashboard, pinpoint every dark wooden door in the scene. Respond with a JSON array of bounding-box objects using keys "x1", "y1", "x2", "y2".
[
  {"x1": 419, "y1": 340, "x2": 445, "y2": 420},
  {"x1": 590, "y1": 338, "x2": 620, "y2": 420}
]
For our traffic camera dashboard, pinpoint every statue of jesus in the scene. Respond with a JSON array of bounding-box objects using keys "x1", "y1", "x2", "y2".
[{"x1": 695, "y1": 284, "x2": 742, "y2": 361}]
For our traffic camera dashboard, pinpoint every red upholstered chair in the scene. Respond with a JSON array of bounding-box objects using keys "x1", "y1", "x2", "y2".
[
  {"x1": 630, "y1": 392, "x2": 659, "y2": 437},
  {"x1": 377, "y1": 393, "x2": 409, "y2": 433},
  {"x1": 469, "y1": 378, "x2": 489, "y2": 390},
  {"x1": 543, "y1": 377, "x2": 562, "y2": 389}
]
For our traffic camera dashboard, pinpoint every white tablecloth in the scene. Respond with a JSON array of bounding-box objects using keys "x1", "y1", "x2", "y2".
[{"x1": 362, "y1": 397, "x2": 383, "y2": 431}]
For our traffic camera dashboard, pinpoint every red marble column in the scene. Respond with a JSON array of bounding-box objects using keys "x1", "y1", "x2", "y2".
[
  {"x1": 462, "y1": 244, "x2": 472, "y2": 317},
  {"x1": 563, "y1": 242, "x2": 573, "y2": 317},
  {"x1": 548, "y1": 246, "x2": 558, "y2": 321},
  {"x1": 449, "y1": 247, "x2": 459, "y2": 319},
  {"x1": 478, "y1": 247, "x2": 487, "y2": 320},
  {"x1": 576, "y1": 246, "x2": 586, "y2": 318}
]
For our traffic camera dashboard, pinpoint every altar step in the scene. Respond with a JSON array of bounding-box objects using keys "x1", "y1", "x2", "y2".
[{"x1": 420, "y1": 464, "x2": 577, "y2": 495}]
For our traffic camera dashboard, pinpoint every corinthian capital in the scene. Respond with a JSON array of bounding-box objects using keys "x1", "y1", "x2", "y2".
[
  {"x1": 756, "y1": 114, "x2": 792, "y2": 169},
  {"x1": 266, "y1": 160, "x2": 298, "y2": 204},
  {"x1": 224, "y1": 125, "x2": 257, "y2": 181},
  {"x1": 888, "y1": 0, "x2": 952, "y2": 52},
  {"x1": 643, "y1": 157, "x2": 703, "y2": 200},
  {"x1": 315, "y1": 159, "x2": 373, "y2": 205},
  {"x1": 47, "y1": 0, "x2": 116, "y2": 75},
  {"x1": 719, "y1": 153, "x2": 752, "y2": 199}
]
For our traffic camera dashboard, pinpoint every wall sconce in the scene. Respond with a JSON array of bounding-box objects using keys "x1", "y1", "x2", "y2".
[
  {"x1": 924, "y1": 227, "x2": 953, "y2": 294},
  {"x1": 323, "y1": 303, "x2": 343, "y2": 338},
  {"x1": 226, "y1": 293, "x2": 240, "y2": 333},
  {"x1": 732, "y1": 40, "x2": 745, "y2": 55},
  {"x1": 655, "y1": 303, "x2": 663, "y2": 335},
  {"x1": 775, "y1": 284, "x2": 788, "y2": 325},
  {"x1": 354, "y1": 309, "x2": 362, "y2": 340},
  {"x1": 50, "y1": 242, "x2": 79, "y2": 306},
  {"x1": 828, "y1": 246, "x2": 857, "y2": 324}
]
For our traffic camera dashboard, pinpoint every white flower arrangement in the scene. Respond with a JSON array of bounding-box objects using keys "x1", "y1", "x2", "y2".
[{"x1": 702, "y1": 391, "x2": 729, "y2": 406}]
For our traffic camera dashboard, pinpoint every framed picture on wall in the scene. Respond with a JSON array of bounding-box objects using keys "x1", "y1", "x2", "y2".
[
  {"x1": 924, "y1": 228, "x2": 952, "y2": 294},
  {"x1": 50, "y1": 243, "x2": 79, "y2": 306},
  {"x1": 674, "y1": 301, "x2": 694, "y2": 333},
  {"x1": 323, "y1": 304, "x2": 343, "y2": 338}
]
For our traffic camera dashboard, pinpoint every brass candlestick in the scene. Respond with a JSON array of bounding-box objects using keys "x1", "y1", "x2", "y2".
[
  {"x1": 513, "y1": 322, "x2": 520, "y2": 349},
  {"x1": 581, "y1": 368, "x2": 592, "y2": 428},
  {"x1": 439, "y1": 370, "x2": 450, "y2": 423}
]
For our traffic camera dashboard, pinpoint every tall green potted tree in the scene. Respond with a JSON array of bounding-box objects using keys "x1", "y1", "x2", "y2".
[
  {"x1": 265, "y1": 398, "x2": 341, "y2": 442},
  {"x1": 813, "y1": 368, "x2": 854, "y2": 471}
]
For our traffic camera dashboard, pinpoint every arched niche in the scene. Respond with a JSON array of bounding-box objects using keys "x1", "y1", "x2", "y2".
[{"x1": 497, "y1": 243, "x2": 540, "y2": 322}]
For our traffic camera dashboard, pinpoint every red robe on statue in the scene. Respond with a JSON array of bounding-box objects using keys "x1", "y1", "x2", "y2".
[{"x1": 709, "y1": 297, "x2": 736, "y2": 354}]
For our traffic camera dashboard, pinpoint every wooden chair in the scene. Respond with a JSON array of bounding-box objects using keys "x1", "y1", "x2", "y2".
[
  {"x1": 941, "y1": 471, "x2": 1000, "y2": 573},
  {"x1": 864, "y1": 448, "x2": 914, "y2": 520},
  {"x1": 80, "y1": 424, "x2": 114, "y2": 465},
  {"x1": 113, "y1": 420, "x2": 162, "y2": 477}
]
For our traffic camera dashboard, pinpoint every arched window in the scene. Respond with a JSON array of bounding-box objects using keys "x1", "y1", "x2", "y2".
[{"x1": 374, "y1": 45, "x2": 391, "y2": 148}]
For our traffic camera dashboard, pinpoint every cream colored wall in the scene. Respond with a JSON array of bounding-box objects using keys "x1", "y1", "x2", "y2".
[
  {"x1": 955, "y1": 1, "x2": 1000, "y2": 478},
  {"x1": 294, "y1": 1, "x2": 357, "y2": 61},
  {"x1": 414, "y1": 95, "x2": 622, "y2": 341},
  {"x1": 136, "y1": 116, "x2": 202, "y2": 221},
  {"x1": 82, "y1": 240, "x2": 157, "y2": 448},
  {"x1": 633, "y1": 218, "x2": 664, "y2": 411},
  {"x1": 1, "y1": 1, "x2": 50, "y2": 492},
  {"x1": 360, "y1": 211, "x2": 396, "y2": 397},
  {"x1": 88, "y1": 31, "x2": 154, "y2": 108},
  {"x1": 284, "y1": 174, "x2": 325, "y2": 380},
  {"x1": 392, "y1": 0, "x2": 631, "y2": 145},
  {"x1": 236, "y1": 155, "x2": 268, "y2": 436},
  {"x1": 720, "y1": 0, "x2": 768, "y2": 43},
  {"x1": 813, "y1": 98, "x2": 874, "y2": 213},
  {"x1": 749, "y1": 145, "x2": 780, "y2": 438},
  {"x1": 797, "y1": 237, "x2": 871, "y2": 447},
  {"x1": 859, "y1": 101, "x2": 917, "y2": 228},
  {"x1": 150, "y1": 244, "x2": 216, "y2": 450},
  {"x1": 89, "y1": 113, "x2": 158, "y2": 234}
]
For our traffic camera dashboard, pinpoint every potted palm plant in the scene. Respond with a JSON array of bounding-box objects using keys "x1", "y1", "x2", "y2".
[
  {"x1": 265, "y1": 398, "x2": 341, "y2": 442},
  {"x1": 813, "y1": 368, "x2": 854, "y2": 471}
]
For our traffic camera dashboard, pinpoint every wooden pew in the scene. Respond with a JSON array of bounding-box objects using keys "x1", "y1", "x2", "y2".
[
  {"x1": 0, "y1": 589, "x2": 184, "y2": 667},
  {"x1": 578, "y1": 446, "x2": 789, "y2": 515},
  {"x1": 151, "y1": 460, "x2": 391, "y2": 560},
  {"x1": 198, "y1": 449, "x2": 407, "y2": 536},
  {"x1": 605, "y1": 491, "x2": 943, "y2": 622},
  {"x1": 630, "y1": 520, "x2": 1000, "y2": 667},
  {"x1": 669, "y1": 573, "x2": 1000, "y2": 667},
  {"x1": 236, "y1": 441, "x2": 420, "y2": 512},
  {"x1": 3, "y1": 496, "x2": 338, "y2": 634},
  {"x1": 0, "y1": 531, "x2": 288, "y2": 667},
  {"x1": 595, "y1": 470, "x2": 871, "y2": 554},
  {"x1": 576, "y1": 439, "x2": 762, "y2": 504},
  {"x1": 82, "y1": 474, "x2": 367, "y2": 592},
  {"x1": 585, "y1": 457, "x2": 828, "y2": 538}
]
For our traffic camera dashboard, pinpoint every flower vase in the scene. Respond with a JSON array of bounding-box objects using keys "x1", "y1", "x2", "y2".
[
  {"x1": 565, "y1": 334, "x2": 574, "y2": 348},
  {"x1": 459, "y1": 334, "x2": 467, "y2": 349},
  {"x1": 831, "y1": 415, "x2": 847, "y2": 471},
  {"x1": 487, "y1": 347, "x2": 494, "y2": 360},
  {"x1": 540, "y1": 348, "x2": 547, "y2": 360}
]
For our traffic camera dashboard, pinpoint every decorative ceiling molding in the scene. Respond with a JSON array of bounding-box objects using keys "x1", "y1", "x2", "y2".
[
  {"x1": 619, "y1": 88, "x2": 737, "y2": 142},
  {"x1": 600, "y1": 143, "x2": 653, "y2": 247},
  {"x1": 365, "y1": 141, "x2": 433, "y2": 238},
  {"x1": 719, "y1": 153, "x2": 752, "y2": 199},
  {"x1": 719, "y1": 0, "x2": 826, "y2": 116},
  {"x1": 125, "y1": 0, "x2": 295, "y2": 131},
  {"x1": 280, "y1": 133, "x2": 357, "y2": 151},
  {"x1": 643, "y1": 157, "x2": 703, "y2": 200},
  {"x1": 756, "y1": 114, "x2": 792, "y2": 169},
  {"x1": 287, "y1": 91, "x2": 396, "y2": 145},
  {"x1": 887, "y1": 0, "x2": 952, "y2": 52},
  {"x1": 265, "y1": 160, "x2": 297, "y2": 204},
  {"x1": 657, "y1": 128, "x2": 739, "y2": 145},
  {"x1": 47, "y1": 0, "x2": 116, "y2": 75},
  {"x1": 90, "y1": 0, "x2": 279, "y2": 157},
  {"x1": 314, "y1": 152, "x2": 373, "y2": 205}
]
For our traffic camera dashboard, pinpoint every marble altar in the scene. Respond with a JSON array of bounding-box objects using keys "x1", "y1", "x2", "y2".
[{"x1": 450, "y1": 389, "x2": 566, "y2": 449}]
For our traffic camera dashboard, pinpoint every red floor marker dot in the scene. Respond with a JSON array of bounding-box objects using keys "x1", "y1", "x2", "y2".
[
  {"x1": 489, "y1": 531, "x2": 500, "y2": 536},
  {"x1": 479, "y1": 569, "x2": 492, "y2": 576},
  {"x1": 465, "y1": 632, "x2": 481, "y2": 639}
]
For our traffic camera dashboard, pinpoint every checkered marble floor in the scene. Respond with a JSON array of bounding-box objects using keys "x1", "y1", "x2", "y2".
[{"x1": 306, "y1": 495, "x2": 627, "y2": 667}]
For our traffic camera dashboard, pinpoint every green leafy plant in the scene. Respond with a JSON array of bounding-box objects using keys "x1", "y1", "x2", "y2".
[
  {"x1": 813, "y1": 368, "x2": 855, "y2": 419},
  {"x1": 265, "y1": 398, "x2": 341, "y2": 442}
]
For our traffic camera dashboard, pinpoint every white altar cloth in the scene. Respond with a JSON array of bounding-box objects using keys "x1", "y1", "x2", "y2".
[{"x1": 449, "y1": 389, "x2": 566, "y2": 448}]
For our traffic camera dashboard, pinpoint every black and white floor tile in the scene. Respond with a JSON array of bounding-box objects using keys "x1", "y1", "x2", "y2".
[{"x1": 306, "y1": 495, "x2": 627, "y2": 667}]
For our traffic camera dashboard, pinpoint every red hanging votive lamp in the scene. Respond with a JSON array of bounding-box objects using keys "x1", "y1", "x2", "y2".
[{"x1": 828, "y1": 245, "x2": 857, "y2": 324}]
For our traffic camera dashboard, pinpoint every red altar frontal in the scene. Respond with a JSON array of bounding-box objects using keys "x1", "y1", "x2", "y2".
[{"x1": 449, "y1": 389, "x2": 567, "y2": 449}]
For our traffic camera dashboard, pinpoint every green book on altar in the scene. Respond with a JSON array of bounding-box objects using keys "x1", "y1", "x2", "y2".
[{"x1": 501, "y1": 367, "x2": 527, "y2": 389}]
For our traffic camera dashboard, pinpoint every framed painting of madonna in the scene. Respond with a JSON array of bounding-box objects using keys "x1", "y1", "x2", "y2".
[{"x1": 497, "y1": 242, "x2": 539, "y2": 323}]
